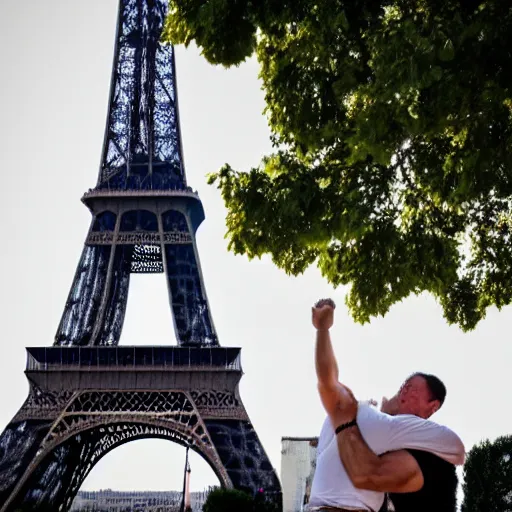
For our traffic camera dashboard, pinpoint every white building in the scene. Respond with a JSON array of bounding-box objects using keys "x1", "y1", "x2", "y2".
[
  {"x1": 71, "y1": 488, "x2": 212, "y2": 511},
  {"x1": 280, "y1": 437, "x2": 318, "y2": 512}
]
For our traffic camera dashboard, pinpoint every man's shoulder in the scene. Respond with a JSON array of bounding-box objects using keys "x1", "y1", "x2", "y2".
[
  {"x1": 357, "y1": 404, "x2": 459, "y2": 440},
  {"x1": 386, "y1": 412, "x2": 459, "y2": 439},
  {"x1": 357, "y1": 401, "x2": 388, "y2": 421},
  {"x1": 356, "y1": 404, "x2": 431, "y2": 433},
  {"x1": 364, "y1": 410, "x2": 465, "y2": 465},
  {"x1": 358, "y1": 405, "x2": 438, "y2": 430}
]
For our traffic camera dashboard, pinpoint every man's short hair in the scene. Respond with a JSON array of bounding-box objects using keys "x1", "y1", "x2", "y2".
[{"x1": 409, "y1": 372, "x2": 447, "y2": 405}]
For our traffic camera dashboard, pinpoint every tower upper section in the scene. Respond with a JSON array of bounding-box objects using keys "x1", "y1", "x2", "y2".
[{"x1": 97, "y1": 0, "x2": 186, "y2": 191}]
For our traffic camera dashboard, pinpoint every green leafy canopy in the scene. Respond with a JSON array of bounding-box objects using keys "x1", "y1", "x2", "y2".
[{"x1": 164, "y1": 1, "x2": 512, "y2": 330}]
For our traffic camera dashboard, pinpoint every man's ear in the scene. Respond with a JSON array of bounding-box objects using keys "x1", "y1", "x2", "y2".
[{"x1": 430, "y1": 400, "x2": 441, "y2": 415}]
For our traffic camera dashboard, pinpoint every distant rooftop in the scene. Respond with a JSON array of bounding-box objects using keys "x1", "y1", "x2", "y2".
[{"x1": 281, "y1": 437, "x2": 318, "y2": 442}]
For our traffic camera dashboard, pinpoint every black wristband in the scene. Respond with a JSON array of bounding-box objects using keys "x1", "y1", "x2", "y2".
[{"x1": 335, "y1": 419, "x2": 357, "y2": 435}]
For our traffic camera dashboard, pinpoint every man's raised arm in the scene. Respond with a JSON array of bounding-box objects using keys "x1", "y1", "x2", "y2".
[{"x1": 312, "y1": 299, "x2": 357, "y2": 423}]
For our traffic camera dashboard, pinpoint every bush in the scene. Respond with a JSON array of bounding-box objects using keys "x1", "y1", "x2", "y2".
[
  {"x1": 202, "y1": 488, "x2": 280, "y2": 512},
  {"x1": 202, "y1": 488, "x2": 254, "y2": 512}
]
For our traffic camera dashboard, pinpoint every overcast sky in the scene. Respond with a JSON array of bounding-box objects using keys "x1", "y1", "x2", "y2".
[{"x1": 0, "y1": 0, "x2": 510, "y2": 501}]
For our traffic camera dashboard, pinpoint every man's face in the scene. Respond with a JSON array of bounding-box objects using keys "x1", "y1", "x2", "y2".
[{"x1": 396, "y1": 375, "x2": 440, "y2": 419}]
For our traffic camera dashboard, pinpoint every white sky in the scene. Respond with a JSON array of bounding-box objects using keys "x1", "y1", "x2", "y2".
[{"x1": 0, "y1": 0, "x2": 510, "y2": 501}]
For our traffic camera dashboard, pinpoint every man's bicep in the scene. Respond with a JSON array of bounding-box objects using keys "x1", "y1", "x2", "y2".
[
  {"x1": 317, "y1": 382, "x2": 340, "y2": 416},
  {"x1": 353, "y1": 450, "x2": 424, "y2": 493}
]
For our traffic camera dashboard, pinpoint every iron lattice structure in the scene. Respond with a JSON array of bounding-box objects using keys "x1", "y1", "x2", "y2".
[{"x1": 0, "y1": 0, "x2": 282, "y2": 510}]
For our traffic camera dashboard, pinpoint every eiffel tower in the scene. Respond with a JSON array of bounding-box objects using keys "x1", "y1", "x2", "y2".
[{"x1": 0, "y1": 1, "x2": 281, "y2": 510}]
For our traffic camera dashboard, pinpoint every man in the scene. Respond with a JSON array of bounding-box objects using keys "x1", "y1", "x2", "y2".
[
  {"x1": 308, "y1": 299, "x2": 464, "y2": 512},
  {"x1": 338, "y1": 374, "x2": 459, "y2": 512}
]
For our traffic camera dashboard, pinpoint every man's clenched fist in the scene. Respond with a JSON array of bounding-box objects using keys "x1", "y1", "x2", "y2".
[{"x1": 312, "y1": 298, "x2": 336, "y2": 331}]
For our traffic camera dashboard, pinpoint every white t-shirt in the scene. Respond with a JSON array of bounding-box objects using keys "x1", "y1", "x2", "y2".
[{"x1": 308, "y1": 402, "x2": 465, "y2": 511}]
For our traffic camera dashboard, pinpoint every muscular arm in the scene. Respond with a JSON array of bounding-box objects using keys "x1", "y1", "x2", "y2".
[
  {"x1": 337, "y1": 426, "x2": 424, "y2": 493},
  {"x1": 315, "y1": 328, "x2": 339, "y2": 409},
  {"x1": 315, "y1": 327, "x2": 357, "y2": 424},
  {"x1": 312, "y1": 300, "x2": 357, "y2": 422},
  {"x1": 336, "y1": 413, "x2": 464, "y2": 493}
]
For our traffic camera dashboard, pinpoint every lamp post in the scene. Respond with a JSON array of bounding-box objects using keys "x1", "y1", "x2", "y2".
[{"x1": 179, "y1": 445, "x2": 190, "y2": 512}]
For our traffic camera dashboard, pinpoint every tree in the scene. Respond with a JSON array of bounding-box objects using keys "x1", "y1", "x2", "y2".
[
  {"x1": 462, "y1": 435, "x2": 512, "y2": 512},
  {"x1": 164, "y1": 1, "x2": 512, "y2": 330}
]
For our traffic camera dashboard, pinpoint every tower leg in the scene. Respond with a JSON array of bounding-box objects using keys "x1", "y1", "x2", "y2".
[
  {"x1": 55, "y1": 245, "x2": 114, "y2": 346},
  {"x1": 160, "y1": 209, "x2": 218, "y2": 347},
  {"x1": 0, "y1": 419, "x2": 54, "y2": 508},
  {"x1": 0, "y1": 383, "x2": 72, "y2": 510},
  {"x1": 163, "y1": 243, "x2": 216, "y2": 346},
  {"x1": 92, "y1": 245, "x2": 131, "y2": 346},
  {"x1": 205, "y1": 419, "x2": 282, "y2": 508},
  {"x1": 190, "y1": 388, "x2": 282, "y2": 508}
]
